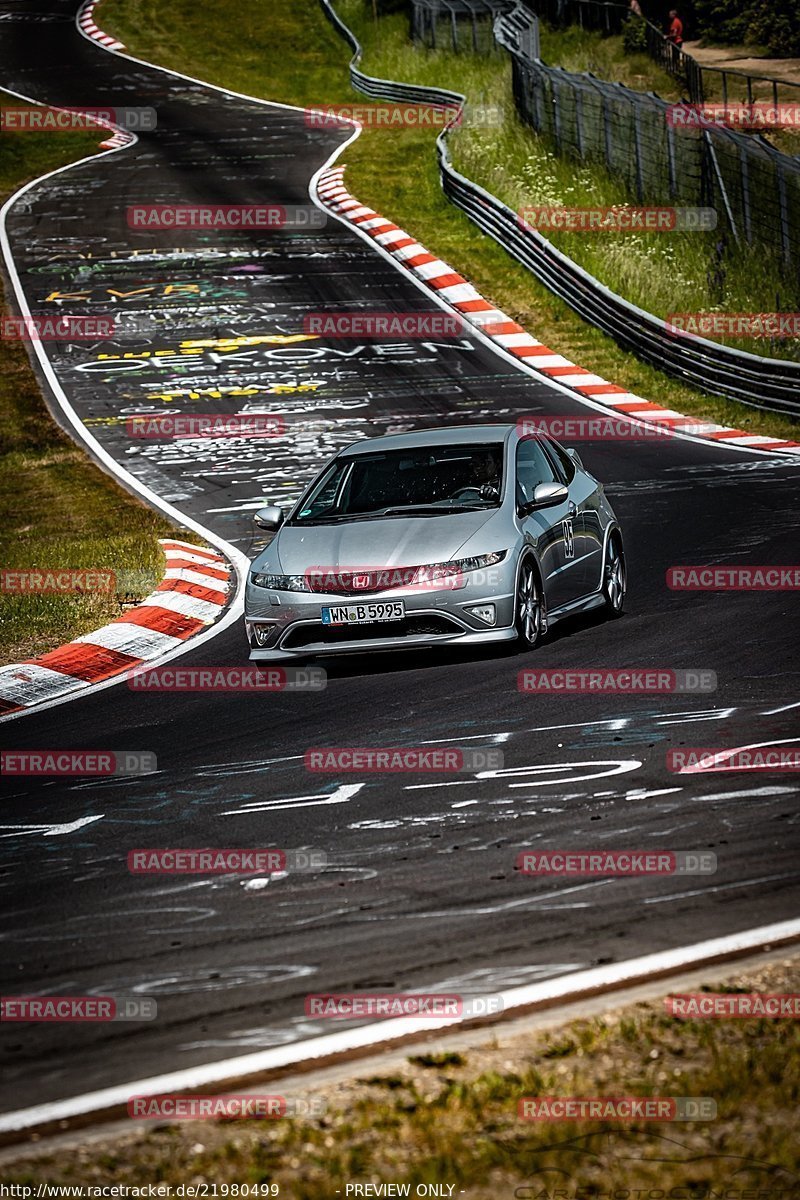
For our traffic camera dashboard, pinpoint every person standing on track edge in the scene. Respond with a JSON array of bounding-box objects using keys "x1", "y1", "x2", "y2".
[{"x1": 667, "y1": 9, "x2": 684, "y2": 46}]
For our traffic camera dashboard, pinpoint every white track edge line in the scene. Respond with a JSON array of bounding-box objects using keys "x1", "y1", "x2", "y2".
[
  {"x1": 0, "y1": 93, "x2": 250, "y2": 723},
  {"x1": 1, "y1": 916, "x2": 797, "y2": 1134}
]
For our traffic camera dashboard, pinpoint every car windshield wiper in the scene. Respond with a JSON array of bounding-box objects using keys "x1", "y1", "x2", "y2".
[
  {"x1": 380, "y1": 504, "x2": 492, "y2": 517},
  {"x1": 289, "y1": 508, "x2": 396, "y2": 526},
  {"x1": 290, "y1": 503, "x2": 494, "y2": 525}
]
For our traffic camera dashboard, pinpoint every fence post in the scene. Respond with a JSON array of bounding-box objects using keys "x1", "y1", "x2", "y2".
[
  {"x1": 602, "y1": 92, "x2": 613, "y2": 172},
  {"x1": 667, "y1": 124, "x2": 677, "y2": 198},
  {"x1": 575, "y1": 88, "x2": 585, "y2": 158},
  {"x1": 704, "y1": 130, "x2": 740, "y2": 246},
  {"x1": 739, "y1": 143, "x2": 752, "y2": 245},
  {"x1": 776, "y1": 162, "x2": 792, "y2": 266},
  {"x1": 633, "y1": 107, "x2": 644, "y2": 201},
  {"x1": 692, "y1": 57, "x2": 704, "y2": 104},
  {"x1": 535, "y1": 65, "x2": 544, "y2": 130},
  {"x1": 553, "y1": 77, "x2": 561, "y2": 151}
]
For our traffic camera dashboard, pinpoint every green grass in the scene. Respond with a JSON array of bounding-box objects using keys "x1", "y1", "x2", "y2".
[
  {"x1": 539, "y1": 24, "x2": 682, "y2": 97},
  {"x1": 4, "y1": 957, "x2": 799, "y2": 1196},
  {"x1": 0, "y1": 95, "x2": 176, "y2": 664},
  {"x1": 98, "y1": 0, "x2": 800, "y2": 444}
]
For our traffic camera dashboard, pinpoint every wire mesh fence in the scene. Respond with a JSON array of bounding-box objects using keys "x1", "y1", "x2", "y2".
[
  {"x1": 322, "y1": 0, "x2": 800, "y2": 411},
  {"x1": 530, "y1": 0, "x2": 800, "y2": 109},
  {"x1": 410, "y1": 0, "x2": 516, "y2": 53},
  {"x1": 499, "y1": 9, "x2": 800, "y2": 271},
  {"x1": 530, "y1": 0, "x2": 625, "y2": 35}
]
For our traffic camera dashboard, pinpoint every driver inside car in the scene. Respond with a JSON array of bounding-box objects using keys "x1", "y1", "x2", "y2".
[{"x1": 451, "y1": 449, "x2": 501, "y2": 501}]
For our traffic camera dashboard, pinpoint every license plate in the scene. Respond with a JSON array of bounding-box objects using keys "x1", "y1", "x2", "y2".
[{"x1": 321, "y1": 601, "x2": 405, "y2": 626}]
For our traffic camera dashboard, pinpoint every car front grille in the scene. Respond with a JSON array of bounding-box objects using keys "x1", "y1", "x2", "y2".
[{"x1": 281, "y1": 614, "x2": 462, "y2": 649}]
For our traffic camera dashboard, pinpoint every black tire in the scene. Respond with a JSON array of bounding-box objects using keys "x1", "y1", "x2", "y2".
[
  {"x1": 514, "y1": 556, "x2": 544, "y2": 649},
  {"x1": 603, "y1": 534, "x2": 626, "y2": 617}
]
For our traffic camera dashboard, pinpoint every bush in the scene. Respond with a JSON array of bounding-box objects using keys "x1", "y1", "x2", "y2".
[
  {"x1": 694, "y1": 0, "x2": 800, "y2": 55},
  {"x1": 748, "y1": 1, "x2": 800, "y2": 55},
  {"x1": 622, "y1": 13, "x2": 648, "y2": 54}
]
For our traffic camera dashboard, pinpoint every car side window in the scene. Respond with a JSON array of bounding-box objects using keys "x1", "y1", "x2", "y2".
[
  {"x1": 515, "y1": 437, "x2": 559, "y2": 506},
  {"x1": 545, "y1": 439, "x2": 576, "y2": 484}
]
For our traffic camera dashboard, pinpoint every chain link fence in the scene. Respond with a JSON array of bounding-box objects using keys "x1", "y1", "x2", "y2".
[{"x1": 497, "y1": 7, "x2": 800, "y2": 270}]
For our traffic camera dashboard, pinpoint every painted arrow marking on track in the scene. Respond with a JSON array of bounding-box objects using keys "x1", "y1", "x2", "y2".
[
  {"x1": 0, "y1": 815, "x2": 103, "y2": 838},
  {"x1": 224, "y1": 783, "x2": 365, "y2": 815}
]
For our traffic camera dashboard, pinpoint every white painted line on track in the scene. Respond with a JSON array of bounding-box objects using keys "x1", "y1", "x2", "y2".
[{"x1": 0, "y1": 917, "x2": 798, "y2": 1136}]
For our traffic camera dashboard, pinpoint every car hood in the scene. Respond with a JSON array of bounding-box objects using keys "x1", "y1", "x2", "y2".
[{"x1": 262, "y1": 511, "x2": 499, "y2": 575}]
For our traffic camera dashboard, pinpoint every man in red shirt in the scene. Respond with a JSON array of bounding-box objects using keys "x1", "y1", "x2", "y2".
[{"x1": 667, "y1": 9, "x2": 684, "y2": 46}]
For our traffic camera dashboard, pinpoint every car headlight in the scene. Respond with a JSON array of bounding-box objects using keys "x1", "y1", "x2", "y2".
[
  {"x1": 251, "y1": 572, "x2": 310, "y2": 591},
  {"x1": 414, "y1": 551, "x2": 508, "y2": 584},
  {"x1": 453, "y1": 551, "x2": 507, "y2": 573}
]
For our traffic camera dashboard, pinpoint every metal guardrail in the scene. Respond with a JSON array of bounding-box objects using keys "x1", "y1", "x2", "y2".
[{"x1": 319, "y1": 0, "x2": 800, "y2": 416}]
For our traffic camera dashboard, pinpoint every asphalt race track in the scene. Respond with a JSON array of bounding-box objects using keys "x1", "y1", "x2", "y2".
[{"x1": 1, "y1": 0, "x2": 799, "y2": 1117}]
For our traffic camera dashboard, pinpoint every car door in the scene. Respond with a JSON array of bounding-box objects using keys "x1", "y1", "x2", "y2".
[
  {"x1": 545, "y1": 439, "x2": 603, "y2": 596},
  {"x1": 515, "y1": 437, "x2": 583, "y2": 609}
]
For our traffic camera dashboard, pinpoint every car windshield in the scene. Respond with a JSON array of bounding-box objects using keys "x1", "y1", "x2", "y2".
[{"x1": 290, "y1": 443, "x2": 504, "y2": 524}]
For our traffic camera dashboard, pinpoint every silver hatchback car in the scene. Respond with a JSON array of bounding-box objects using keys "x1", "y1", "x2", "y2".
[{"x1": 245, "y1": 424, "x2": 625, "y2": 659}]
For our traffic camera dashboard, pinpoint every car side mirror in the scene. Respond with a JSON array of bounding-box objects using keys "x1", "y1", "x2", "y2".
[
  {"x1": 519, "y1": 482, "x2": 569, "y2": 515},
  {"x1": 253, "y1": 505, "x2": 285, "y2": 531}
]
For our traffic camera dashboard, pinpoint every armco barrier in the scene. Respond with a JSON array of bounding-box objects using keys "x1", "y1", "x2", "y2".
[{"x1": 319, "y1": 0, "x2": 800, "y2": 417}]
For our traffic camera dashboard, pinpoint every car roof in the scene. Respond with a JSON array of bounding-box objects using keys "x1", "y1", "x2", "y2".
[{"x1": 339, "y1": 424, "x2": 517, "y2": 457}]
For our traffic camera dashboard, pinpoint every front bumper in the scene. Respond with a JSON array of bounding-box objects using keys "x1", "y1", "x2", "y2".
[{"x1": 244, "y1": 573, "x2": 516, "y2": 660}]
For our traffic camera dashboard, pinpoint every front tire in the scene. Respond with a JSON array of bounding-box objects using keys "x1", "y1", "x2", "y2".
[
  {"x1": 603, "y1": 535, "x2": 626, "y2": 617},
  {"x1": 514, "y1": 556, "x2": 544, "y2": 649}
]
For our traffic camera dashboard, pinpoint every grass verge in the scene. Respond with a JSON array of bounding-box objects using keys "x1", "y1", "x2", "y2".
[
  {"x1": 99, "y1": 0, "x2": 799, "y2": 443},
  {"x1": 4, "y1": 956, "x2": 798, "y2": 1196},
  {"x1": 0, "y1": 95, "x2": 175, "y2": 664}
]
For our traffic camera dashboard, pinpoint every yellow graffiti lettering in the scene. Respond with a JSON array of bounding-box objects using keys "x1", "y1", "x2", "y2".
[
  {"x1": 106, "y1": 288, "x2": 156, "y2": 299},
  {"x1": 44, "y1": 290, "x2": 90, "y2": 302},
  {"x1": 178, "y1": 334, "x2": 318, "y2": 350},
  {"x1": 144, "y1": 386, "x2": 263, "y2": 402},
  {"x1": 269, "y1": 383, "x2": 320, "y2": 393}
]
